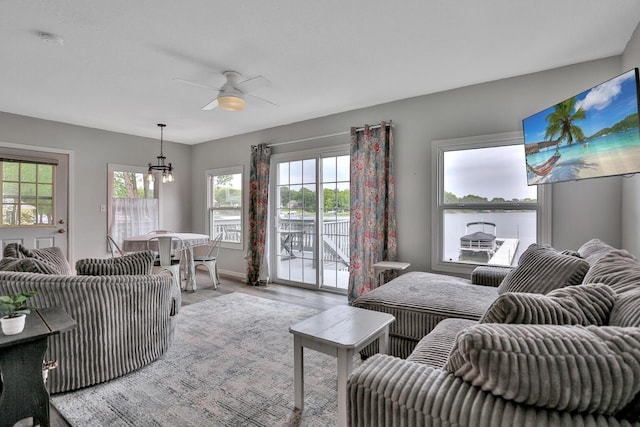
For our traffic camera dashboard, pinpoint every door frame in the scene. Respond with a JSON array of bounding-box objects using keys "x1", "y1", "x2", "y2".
[
  {"x1": 0, "y1": 141, "x2": 74, "y2": 262},
  {"x1": 269, "y1": 146, "x2": 349, "y2": 291}
]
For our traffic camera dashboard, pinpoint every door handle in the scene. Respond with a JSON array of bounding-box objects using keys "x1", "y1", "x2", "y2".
[{"x1": 58, "y1": 228, "x2": 66, "y2": 234}]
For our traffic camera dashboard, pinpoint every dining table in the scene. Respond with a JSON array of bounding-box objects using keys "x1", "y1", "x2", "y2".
[{"x1": 122, "y1": 232, "x2": 210, "y2": 291}]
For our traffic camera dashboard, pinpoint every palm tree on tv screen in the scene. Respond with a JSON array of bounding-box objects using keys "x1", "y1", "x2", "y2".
[{"x1": 544, "y1": 97, "x2": 586, "y2": 146}]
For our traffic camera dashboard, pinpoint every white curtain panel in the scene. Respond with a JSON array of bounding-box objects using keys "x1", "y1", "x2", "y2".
[{"x1": 109, "y1": 198, "x2": 159, "y2": 247}]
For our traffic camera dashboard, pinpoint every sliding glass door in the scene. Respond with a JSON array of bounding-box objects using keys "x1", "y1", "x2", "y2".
[{"x1": 271, "y1": 150, "x2": 350, "y2": 292}]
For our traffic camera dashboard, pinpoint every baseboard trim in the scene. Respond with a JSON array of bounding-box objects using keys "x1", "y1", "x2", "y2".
[{"x1": 218, "y1": 269, "x2": 246, "y2": 282}]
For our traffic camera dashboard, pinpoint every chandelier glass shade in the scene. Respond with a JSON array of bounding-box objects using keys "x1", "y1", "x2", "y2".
[{"x1": 147, "y1": 123, "x2": 174, "y2": 183}]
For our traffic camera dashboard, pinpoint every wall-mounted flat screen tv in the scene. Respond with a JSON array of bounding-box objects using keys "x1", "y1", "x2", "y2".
[{"x1": 522, "y1": 68, "x2": 640, "y2": 185}]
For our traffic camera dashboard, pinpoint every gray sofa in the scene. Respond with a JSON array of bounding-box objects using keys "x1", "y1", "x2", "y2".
[
  {"x1": 0, "y1": 244, "x2": 180, "y2": 394},
  {"x1": 349, "y1": 239, "x2": 640, "y2": 426}
]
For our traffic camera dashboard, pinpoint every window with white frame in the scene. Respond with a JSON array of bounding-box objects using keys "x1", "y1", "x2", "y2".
[
  {"x1": 1, "y1": 159, "x2": 56, "y2": 226},
  {"x1": 108, "y1": 164, "x2": 159, "y2": 247},
  {"x1": 207, "y1": 166, "x2": 243, "y2": 249},
  {"x1": 431, "y1": 132, "x2": 551, "y2": 276}
]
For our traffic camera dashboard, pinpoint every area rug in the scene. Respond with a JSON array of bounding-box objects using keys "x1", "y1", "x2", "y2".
[{"x1": 51, "y1": 292, "x2": 358, "y2": 426}]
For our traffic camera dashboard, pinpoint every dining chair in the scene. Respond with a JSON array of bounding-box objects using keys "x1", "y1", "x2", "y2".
[
  {"x1": 193, "y1": 233, "x2": 223, "y2": 289},
  {"x1": 106, "y1": 234, "x2": 124, "y2": 257},
  {"x1": 147, "y1": 235, "x2": 183, "y2": 290}
]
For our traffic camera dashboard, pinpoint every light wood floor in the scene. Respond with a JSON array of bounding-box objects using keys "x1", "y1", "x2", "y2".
[{"x1": 50, "y1": 271, "x2": 348, "y2": 426}]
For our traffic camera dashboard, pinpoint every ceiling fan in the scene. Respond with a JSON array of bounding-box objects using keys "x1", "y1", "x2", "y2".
[{"x1": 175, "y1": 71, "x2": 278, "y2": 112}]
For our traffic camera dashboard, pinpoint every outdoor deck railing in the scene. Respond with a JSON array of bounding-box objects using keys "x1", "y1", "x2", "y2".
[{"x1": 213, "y1": 216, "x2": 350, "y2": 264}]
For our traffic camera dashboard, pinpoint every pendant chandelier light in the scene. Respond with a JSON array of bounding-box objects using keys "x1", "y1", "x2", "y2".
[{"x1": 147, "y1": 123, "x2": 174, "y2": 183}]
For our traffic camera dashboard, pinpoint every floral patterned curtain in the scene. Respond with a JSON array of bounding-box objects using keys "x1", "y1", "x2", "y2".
[
  {"x1": 247, "y1": 144, "x2": 271, "y2": 285},
  {"x1": 348, "y1": 122, "x2": 396, "y2": 302}
]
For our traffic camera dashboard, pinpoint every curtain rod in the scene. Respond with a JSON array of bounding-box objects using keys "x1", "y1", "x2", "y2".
[
  {"x1": 266, "y1": 122, "x2": 393, "y2": 147},
  {"x1": 267, "y1": 131, "x2": 348, "y2": 147}
]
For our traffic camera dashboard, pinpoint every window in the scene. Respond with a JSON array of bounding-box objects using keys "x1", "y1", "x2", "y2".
[
  {"x1": 108, "y1": 164, "x2": 159, "y2": 246},
  {"x1": 207, "y1": 166, "x2": 243, "y2": 249},
  {"x1": 1, "y1": 159, "x2": 56, "y2": 226},
  {"x1": 431, "y1": 132, "x2": 551, "y2": 276}
]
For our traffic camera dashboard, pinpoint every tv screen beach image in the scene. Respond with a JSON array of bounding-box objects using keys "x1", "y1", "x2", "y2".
[{"x1": 523, "y1": 68, "x2": 640, "y2": 185}]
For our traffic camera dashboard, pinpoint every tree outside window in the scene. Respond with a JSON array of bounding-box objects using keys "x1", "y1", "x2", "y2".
[
  {"x1": 1, "y1": 160, "x2": 55, "y2": 226},
  {"x1": 208, "y1": 167, "x2": 243, "y2": 248},
  {"x1": 108, "y1": 165, "x2": 159, "y2": 247},
  {"x1": 431, "y1": 132, "x2": 551, "y2": 276}
]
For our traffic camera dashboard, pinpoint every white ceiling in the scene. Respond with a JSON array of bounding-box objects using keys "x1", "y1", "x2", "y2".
[{"x1": 2, "y1": 1, "x2": 640, "y2": 145}]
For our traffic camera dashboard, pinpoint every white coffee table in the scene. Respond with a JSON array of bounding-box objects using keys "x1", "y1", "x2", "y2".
[{"x1": 289, "y1": 305, "x2": 395, "y2": 427}]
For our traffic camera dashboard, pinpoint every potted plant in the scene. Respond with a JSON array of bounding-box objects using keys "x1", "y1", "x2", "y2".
[{"x1": 0, "y1": 291, "x2": 37, "y2": 335}]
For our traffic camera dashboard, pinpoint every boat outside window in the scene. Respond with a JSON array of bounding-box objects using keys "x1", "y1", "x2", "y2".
[{"x1": 431, "y1": 132, "x2": 552, "y2": 277}]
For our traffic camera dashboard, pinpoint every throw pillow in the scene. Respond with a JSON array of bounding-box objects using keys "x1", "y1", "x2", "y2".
[
  {"x1": 444, "y1": 323, "x2": 640, "y2": 416},
  {"x1": 75, "y1": 250, "x2": 155, "y2": 276},
  {"x1": 2, "y1": 242, "x2": 23, "y2": 258},
  {"x1": 2, "y1": 243, "x2": 71, "y2": 275},
  {"x1": 470, "y1": 265, "x2": 513, "y2": 287},
  {"x1": 0, "y1": 257, "x2": 61, "y2": 274},
  {"x1": 577, "y1": 238, "x2": 619, "y2": 265},
  {"x1": 481, "y1": 283, "x2": 616, "y2": 326},
  {"x1": 609, "y1": 289, "x2": 640, "y2": 327},
  {"x1": 582, "y1": 249, "x2": 640, "y2": 295},
  {"x1": 497, "y1": 244, "x2": 590, "y2": 295}
]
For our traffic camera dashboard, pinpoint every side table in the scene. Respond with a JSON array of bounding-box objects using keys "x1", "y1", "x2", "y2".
[
  {"x1": 373, "y1": 261, "x2": 411, "y2": 287},
  {"x1": 289, "y1": 305, "x2": 395, "y2": 427},
  {"x1": 0, "y1": 308, "x2": 76, "y2": 427}
]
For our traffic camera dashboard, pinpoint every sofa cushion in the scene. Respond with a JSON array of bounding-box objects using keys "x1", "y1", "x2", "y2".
[
  {"x1": 481, "y1": 283, "x2": 616, "y2": 326},
  {"x1": 3, "y1": 243, "x2": 71, "y2": 275},
  {"x1": 582, "y1": 249, "x2": 640, "y2": 295},
  {"x1": 352, "y1": 271, "x2": 498, "y2": 358},
  {"x1": 75, "y1": 251, "x2": 155, "y2": 276},
  {"x1": 407, "y1": 318, "x2": 477, "y2": 369},
  {"x1": 470, "y1": 265, "x2": 512, "y2": 287},
  {"x1": 0, "y1": 257, "x2": 61, "y2": 274},
  {"x1": 609, "y1": 289, "x2": 640, "y2": 327},
  {"x1": 444, "y1": 323, "x2": 640, "y2": 416},
  {"x1": 497, "y1": 244, "x2": 590, "y2": 295},
  {"x1": 577, "y1": 238, "x2": 619, "y2": 265}
]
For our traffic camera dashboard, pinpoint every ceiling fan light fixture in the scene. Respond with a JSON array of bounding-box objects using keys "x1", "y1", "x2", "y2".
[{"x1": 218, "y1": 94, "x2": 246, "y2": 111}]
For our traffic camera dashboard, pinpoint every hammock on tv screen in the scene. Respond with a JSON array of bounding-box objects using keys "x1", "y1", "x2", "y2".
[{"x1": 527, "y1": 150, "x2": 561, "y2": 176}]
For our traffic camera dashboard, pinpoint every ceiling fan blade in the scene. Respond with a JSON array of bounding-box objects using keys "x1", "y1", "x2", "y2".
[
  {"x1": 238, "y1": 75, "x2": 271, "y2": 92},
  {"x1": 173, "y1": 77, "x2": 217, "y2": 91},
  {"x1": 201, "y1": 98, "x2": 219, "y2": 111},
  {"x1": 247, "y1": 93, "x2": 279, "y2": 107}
]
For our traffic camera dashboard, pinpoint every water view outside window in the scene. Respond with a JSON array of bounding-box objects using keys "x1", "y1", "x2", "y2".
[
  {"x1": 277, "y1": 159, "x2": 318, "y2": 285},
  {"x1": 1, "y1": 161, "x2": 55, "y2": 226},
  {"x1": 442, "y1": 145, "x2": 537, "y2": 266},
  {"x1": 321, "y1": 155, "x2": 350, "y2": 288},
  {"x1": 208, "y1": 171, "x2": 242, "y2": 245}
]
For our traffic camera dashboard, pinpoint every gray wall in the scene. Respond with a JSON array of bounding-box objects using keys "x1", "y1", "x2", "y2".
[
  {"x1": 1, "y1": 24, "x2": 638, "y2": 271},
  {"x1": 622, "y1": 23, "x2": 640, "y2": 255},
  {"x1": 192, "y1": 57, "x2": 627, "y2": 276},
  {"x1": 0, "y1": 113, "x2": 192, "y2": 262}
]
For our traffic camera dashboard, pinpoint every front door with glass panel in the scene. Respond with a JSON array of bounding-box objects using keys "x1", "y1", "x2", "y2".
[{"x1": 272, "y1": 152, "x2": 350, "y2": 291}]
